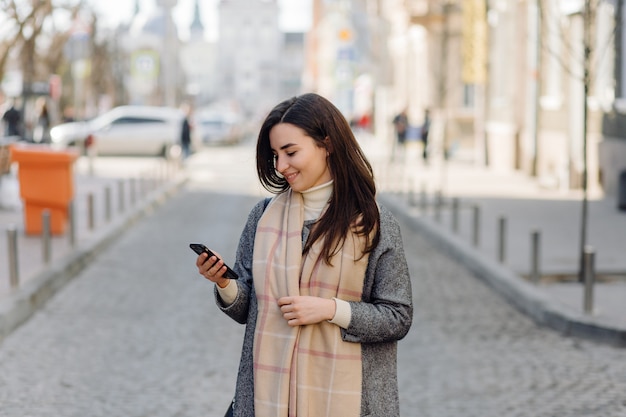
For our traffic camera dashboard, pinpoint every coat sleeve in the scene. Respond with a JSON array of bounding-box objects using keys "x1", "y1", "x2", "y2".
[
  {"x1": 341, "y1": 206, "x2": 414, "y2": 344},
  {"x1": 214, "y1": 198, "x2": 267, "y2": 324}
]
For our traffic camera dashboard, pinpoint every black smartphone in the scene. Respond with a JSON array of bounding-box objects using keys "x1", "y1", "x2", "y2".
[{"x1": 189, "y1": 243, "x2": 239, "y2": 279}]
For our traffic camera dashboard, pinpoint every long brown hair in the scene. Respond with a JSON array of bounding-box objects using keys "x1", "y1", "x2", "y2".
[{"x1": 256, "y1": 93, "x2": 379, "y2": 264}]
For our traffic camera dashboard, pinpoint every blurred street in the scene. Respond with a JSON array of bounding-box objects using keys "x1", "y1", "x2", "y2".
[{"x1": 0, "y1": 139, "x2": 625, "y2": 416}]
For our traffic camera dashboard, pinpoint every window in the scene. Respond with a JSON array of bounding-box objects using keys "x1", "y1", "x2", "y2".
[{"x1": 111, "y1": 117, "x2": 166, "y2": 125}]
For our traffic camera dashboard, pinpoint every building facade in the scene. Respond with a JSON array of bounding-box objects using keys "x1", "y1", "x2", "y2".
[
  {"x1": 216, "y1": 0, "x2": 282, "y2": 117},
  {"x1": 360, "y1": 0, "x2": 625, "y2": 198},
  {"x1": 125, "y1": 0, "x2": 183, "y2": 107},
  {"x1": 180, "y1": 0, "x2": 218, "y2": 106}
]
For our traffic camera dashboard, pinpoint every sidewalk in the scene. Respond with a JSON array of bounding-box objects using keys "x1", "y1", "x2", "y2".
[
  {"x1": 360, "y1": 134, "x2": 626, "y2": 346},
  {"x1": 0, "y1": 155, "x2": 186, "y2": 341}
]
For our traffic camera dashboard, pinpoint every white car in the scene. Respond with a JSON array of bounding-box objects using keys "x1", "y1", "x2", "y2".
[
  {"x1": 50, "y1": 105, "x2": 193, "y2": 157},
  {"x1": 194, "y1": 110, "x2": 244, "y2": 145}
]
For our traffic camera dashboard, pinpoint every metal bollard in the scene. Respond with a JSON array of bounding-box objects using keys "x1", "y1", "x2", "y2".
[
  {"x1": 451, "y1": 197, "x2": 460, "y2": 233},
  {"x1": 144, "y1": 175, "x2": 149, "y2": 195},
  {"x1": 149, "y1": 172, "x2": 154, "y2": 193},
  {"x1": 130, "y1": 178, "x2": 136, "y2": 206},
  {"x1": 138, "y1": 176, "x2": 143, "y2": 198},
  {"x1": 149, "y1": 169, "x2": 155, "y2": 192},
  {"x1": 7, "y1": 225, "x2": 19, "y2": 288},
  {"x1": 420, "y1": 185, "x2": 427, "y2": 214},
  {"x1": 118, "y1": 179, "x2": 125, "y2": 213},
  {"x1": 498, "y1": 216, "x2": 506, "y2": 263},
  {"x1": 434, "y1": 191, "x2": 442, "y2": 222},
  {"x1": 105, "y1": 186, "x2": 112, "y2": 223},
  {"x1": 88, "y1": 193, "x2": 95, "y2": 230},
  {"x1": 530, "y1": 230, "x2": 541, "y2": 284},
  {"x1": 42, "y1": 209, "x2": 51, "y2": 264},
  {"x1": 583, "y1": 245, "x2": 595, "y2": 314},
  {"x1": 68, "y1": 200, "x2": 76, "y2": 247},
  {"x1": 471, "y1": 205, "x2": 480, "y2": 246},
  {"x1": 408, "y1": 179, "x2": 416, "y2": 207}
]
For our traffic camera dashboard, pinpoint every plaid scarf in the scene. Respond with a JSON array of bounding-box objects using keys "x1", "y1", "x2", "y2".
[{"x1": 252, "y1": 190, "x2": 369, "y2": 417}]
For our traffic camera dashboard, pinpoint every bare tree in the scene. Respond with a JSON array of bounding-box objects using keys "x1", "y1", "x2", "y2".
[
  {"x1": 0, "y1": 0, "x2": 85, "y2": 92},
  {"x1": 537, "y1": 0, "x2": 618, "y2": 280},
  {"x1": 0, "y1": 0, "x2": 131, "y2": 127},
  {"x1": 0, "y1": 0, "x2": 53, "y2": 86},
  {"x1": 89, "y1": 14, "x2": 119, "y2": 106}
]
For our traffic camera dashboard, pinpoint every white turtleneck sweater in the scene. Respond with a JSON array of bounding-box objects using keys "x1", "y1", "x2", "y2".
[
  {"x1": 217, "y1": 180, "x2": 352, "y2": 329},
  {"x1": 301, "y1": 179, "x2": 333, "y2": 221}
]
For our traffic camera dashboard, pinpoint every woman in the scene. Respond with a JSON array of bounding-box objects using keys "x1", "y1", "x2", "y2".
[{"x1": 195, "y1": 93, "x2": 413, "y2": 417}]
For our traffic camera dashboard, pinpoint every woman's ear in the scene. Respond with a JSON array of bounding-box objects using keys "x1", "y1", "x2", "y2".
[{"x1": 324, "y1": 136, "x2": 333, "y2": 154}]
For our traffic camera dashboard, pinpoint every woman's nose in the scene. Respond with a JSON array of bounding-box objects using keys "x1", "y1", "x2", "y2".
[{"x1": 275, "y1": 155, "x2": 287, "y2": 173}]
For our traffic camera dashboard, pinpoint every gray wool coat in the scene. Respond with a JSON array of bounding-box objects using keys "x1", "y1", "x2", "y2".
[{"x1": 214, "y1": 198, "x2": 413, "y2": 417}]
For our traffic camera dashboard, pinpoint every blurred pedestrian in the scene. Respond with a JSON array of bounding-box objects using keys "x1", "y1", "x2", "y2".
[
  {"x1": 33, "y1": 97, "x2": 51, "y2": 143},
  {"x1": 2, "y1": 100, "x2": 21, "y2": 138},
  {"x1": 392, "y1": 108, "x2": 408, "y2": 147},
  {"x1": 194, "y1": 93, "x2": 413, "y2": 417},
  {"x1": 421, "y1": 108, "x2": 431, "y2": 162},
  {"x1": 180, "y1": 103, "x2": 192, "y2": 159}
]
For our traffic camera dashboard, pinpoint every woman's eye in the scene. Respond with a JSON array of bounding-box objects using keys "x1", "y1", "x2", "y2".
[{"x1": 286, "y1": 152, "x2": 295, "y2": 157}]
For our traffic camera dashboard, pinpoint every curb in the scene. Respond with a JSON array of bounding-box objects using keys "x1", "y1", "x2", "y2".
[
  {"x1": 380, "y1": 193, "x2": 626, "y2": 348},
  {"x1": 0, "y1": 175, "x2": 188, "y2": 342}
]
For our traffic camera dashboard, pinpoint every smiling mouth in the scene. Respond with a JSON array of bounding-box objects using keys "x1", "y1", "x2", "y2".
[{"x1": 284, "y1": 172, "x2": 298, "y2": 182}]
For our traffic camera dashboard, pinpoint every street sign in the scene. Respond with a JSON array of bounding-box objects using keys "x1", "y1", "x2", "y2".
[{"x1": 64, "y1": 32, "x2": 91, "y2": 62}]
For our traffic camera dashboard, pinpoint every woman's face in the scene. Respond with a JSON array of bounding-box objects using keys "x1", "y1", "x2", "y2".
[{"x1": 269, "y1": 123, "x2": 332, "y2": 192}]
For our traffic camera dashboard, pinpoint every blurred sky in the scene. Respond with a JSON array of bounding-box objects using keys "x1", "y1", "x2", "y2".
[{"x1": 89, "y1": 0, "x2": 312, "y2": 41}]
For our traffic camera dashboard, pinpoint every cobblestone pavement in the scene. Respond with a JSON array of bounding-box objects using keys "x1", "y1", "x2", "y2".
[
  {"x1": 0, "y1": 145, "x2": 626, "y2": 416},
  {"x1": 397, "y1": 212, "x2": 626, "y2": 416},
  {"x1": 0, "y1": 190, "x2": 254, "y2": 417}
]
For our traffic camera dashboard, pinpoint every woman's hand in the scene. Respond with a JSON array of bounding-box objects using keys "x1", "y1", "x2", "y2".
[
  {"x1": 195, "y1": 251, "x2": 230, "y2": 288},
  {"x1": 277, "y1": 296, "x2": 336, "y2": 326}
]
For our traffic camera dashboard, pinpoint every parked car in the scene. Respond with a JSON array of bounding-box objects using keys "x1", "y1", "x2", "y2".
[
  {"x1": 49, "y1": 120, "x2": 91, "y2": 151},
  {"x1": 50, "y1": 105, "x2": 195, "y2": 157},
  {"x1": 194, "y1": 110, "x2": 244, "y2": 145}
]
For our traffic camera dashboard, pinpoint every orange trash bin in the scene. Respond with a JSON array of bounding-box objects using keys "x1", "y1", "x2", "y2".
[{"x1": 9, "y1": 143, "x2": 79, "y2": 235}]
